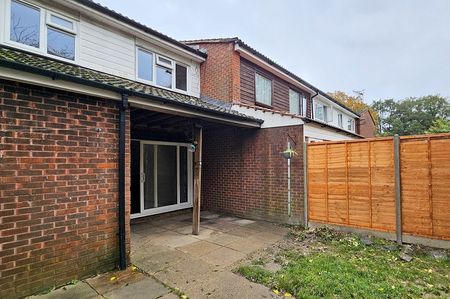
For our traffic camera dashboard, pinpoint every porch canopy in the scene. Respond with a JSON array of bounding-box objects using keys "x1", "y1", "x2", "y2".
[{"x1": 0, "y1": 46, "x2": 263, "y2": 267}]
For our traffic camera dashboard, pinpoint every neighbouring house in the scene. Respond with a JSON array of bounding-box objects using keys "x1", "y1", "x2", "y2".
[
  {"x1": 358, "y1": 109, "x2": 377, "y2": 138},
  {"x1": 183, "y1": 37, "x2": 362, "y2": 142},
  {"x1": 0, "y1": 1, "x2": 360, "y2": 298},
  {"x1": 181, "y1": 38, "x2": 362, "y2": 220}
]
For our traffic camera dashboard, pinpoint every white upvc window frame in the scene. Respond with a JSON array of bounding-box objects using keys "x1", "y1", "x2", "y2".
[
  {"x1": 347, "y1": 118, "x2": 355, "y2": 131},
  {"x1": 302, "y1": 94, "x2": 307, "y2": 117},
  {"x1": 136, "y1": 46, "x2": 190, "y2": 94},
  {"x1": 289, "y1": 89, "x2": 301, "y2": 115},
  {"x1": 338, "y1": 113, "x2": 343, "y2": 128},
  {"x1": 315, "y1": 102, "x2": 328, "y2": 122},
  {"x1": 255, "y1": 72, "x2": 272, "y2": 106},
  {"x1": 3, "y1": 0, "x2": 78, "y2": 62}
]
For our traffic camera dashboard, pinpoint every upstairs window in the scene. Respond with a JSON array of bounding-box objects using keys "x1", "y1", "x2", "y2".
[
  {"x1": 176, "y1": 64, "x2": 187, "y2": 91},
  {"x1": 315, "y1": 103, "x2": 328, "y2": 122},
  {"x1": 348, "y1": 119, "x2": 355, "y2": 131},
  {"x1": 137, "y1": 49, "x2": 153, "y2": 81},
  {"x1": 156, "y1": 55, "x2": 173, "y2": 89},
  {"x1": 338, "y1": 113, "x2": 343, "y2": 128},
  {"x1": 289, "y1": 89, "x2": 301, "y2": 115},
  {"x1": 10, "y1": 0, "x2": 40, "y2": 48},
  {"x1": 302, "y1": 95, "x2": 307, "y2": 116},
  {"x1": 8, "y1": 1, "x2": 77, "y2": 61},
  {"x1": 137, "y1": 48, "x2": 189, "y2": 92},
  {"x1": 255, "y1": 73, "x2": 272, "y2": 106},
  {"x1": 46, "y1": 13, "x2": 76, "y2": 60}
]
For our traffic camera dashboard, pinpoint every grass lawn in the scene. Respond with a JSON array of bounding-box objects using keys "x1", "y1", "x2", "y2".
[{"x1": 237, "y1": 227, "x2": 450, "y2": 299}]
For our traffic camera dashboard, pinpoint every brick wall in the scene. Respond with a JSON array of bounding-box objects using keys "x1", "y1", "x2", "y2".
[
  {"x1": 202, "y1": 125, "x2": 305, "y2": 224},
  {"x1": 0, "y1": 80, "x2": 130, "y2": 298},
  {"x1": 359, "y1": 110, "x2": 376, "y2": 138},
  {"x1": 196, "y1": 42, "x2": 240, "y2": 103}
]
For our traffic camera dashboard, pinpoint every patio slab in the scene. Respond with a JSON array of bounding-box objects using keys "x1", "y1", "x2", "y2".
[
  {"x1": 28, "y1": 282, "x2": 99, "y2": 299},
  {"x1": 131, "y1": 211, "x2": 287, "y2": 298}
]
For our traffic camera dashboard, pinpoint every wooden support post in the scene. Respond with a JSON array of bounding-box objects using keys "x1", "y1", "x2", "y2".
[
  {"x1": 303, "y1": 142, "x2": 308, "y2": 228},
  {"x1": 394, "y1": 135, "x2": 402, "y2": 244},
  {"x1": 192, "y1": 125, "x2": 203, "y2": 235}
]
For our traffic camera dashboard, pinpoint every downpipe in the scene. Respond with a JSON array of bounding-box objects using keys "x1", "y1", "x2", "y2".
[{"x1": 118, "y1": 93, "x2": 128, "y2": 270}]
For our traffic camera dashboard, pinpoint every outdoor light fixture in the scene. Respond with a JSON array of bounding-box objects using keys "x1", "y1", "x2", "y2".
[{"x1": 188, "y1": 143, "x2": 196, "y2": 153}]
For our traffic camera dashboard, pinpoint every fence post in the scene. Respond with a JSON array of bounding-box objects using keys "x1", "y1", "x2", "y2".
[
  {"x1": 394, "y1": 134, "x2": 402, "y2": 244},
  {"x1": 303, "y1": 142, "x2": 308, "y2": 228}
]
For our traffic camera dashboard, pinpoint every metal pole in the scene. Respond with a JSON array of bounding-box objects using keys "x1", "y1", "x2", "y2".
[
  {"x1": 394, "y1": 134, "x2": 402, "y2": 244},
  {"x1": 303, "y1": 141, "x2": 308, "y2": 228},
  {"x1": 287, "y1": 142, "x2": 291, "y2": 218}
]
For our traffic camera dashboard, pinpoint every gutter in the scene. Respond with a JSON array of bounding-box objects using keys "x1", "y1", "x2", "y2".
[
  {"x1": 118, "y1": 94, "x2": 128, "y2": 270},
  {"x1": 310, "y1": 91, "x2": 319, "y2": 119},
  {"x1": 0, "y1": 59, "x2": 261, "y2": 125}
]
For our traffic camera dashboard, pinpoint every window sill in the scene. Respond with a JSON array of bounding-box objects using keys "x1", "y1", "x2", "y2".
[{"x1": 255, "y1": 101, "x2": 273, "y2": 109}]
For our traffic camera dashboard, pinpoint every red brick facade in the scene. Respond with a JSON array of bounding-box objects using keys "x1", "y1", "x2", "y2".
[
  {"x1": 359, "y1": 110, "x2": 377, "y2": 138},
  {"x1": 0, "y1": 80, "x2": 131, "y2": 298},
  {"x1": 196, "y1": 42, "x2": 240, "y2": 103},
  {"x1": 202, "y1": 125, "x2": 305, "y2": 223}
]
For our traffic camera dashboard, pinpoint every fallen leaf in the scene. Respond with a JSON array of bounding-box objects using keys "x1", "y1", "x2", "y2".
[
  {"x1": 273, "y1": 289, "x2": 280, "y2": 295},
  {"x1": 181, "y1": 295, "x2": 188, "y2": 299},
  {"x1": 131, "y1": 266, "x2": 137, "y2": 271},
  {"x1": 110, "y1": 276, "x2": 117, "y2": 281},
  {"x1": 284, "y1": 292, "x2": 292, "y2": 297}
]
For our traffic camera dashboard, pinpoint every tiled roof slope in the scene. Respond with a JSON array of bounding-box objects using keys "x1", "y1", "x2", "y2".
[
  {"x1": 183, "y1": 37, "x2": 360, "y2": 117},
  {"x1": 0, "y1": 46, "x2": 262, "y2": 123}
]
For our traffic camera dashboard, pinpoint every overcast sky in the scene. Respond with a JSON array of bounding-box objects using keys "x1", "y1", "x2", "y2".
[{"x1": 98, "y1": 0, "x2": 450, "y2": 103}]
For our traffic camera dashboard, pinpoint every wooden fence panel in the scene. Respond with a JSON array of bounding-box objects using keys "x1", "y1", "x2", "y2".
[
  {"x1": 430, "y1": 137, "x2": 450, "y2": 239},
  {"x1": 368, "y1": 140, "x2": 395, "y2": 232},
  {"x1": 347, "y1": 141, "x2": 371, "y2": 227},
  {"x1": 327, "y1": 144, "x2": 348, "y2": 224},
  {"x1": 307, "y1": 145, "x2": 327, "y2": 222},
  {"x1": 401, "y1": 138, "x2": 433, "y2": 236},
  {"x1": 307, "y1": 134, "x2": 450, "y2": 241}
]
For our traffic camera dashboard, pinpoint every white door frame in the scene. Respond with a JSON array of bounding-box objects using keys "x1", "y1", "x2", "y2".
[{"x1": 131, "y1": 140, "x2": 193, "y2": 219}]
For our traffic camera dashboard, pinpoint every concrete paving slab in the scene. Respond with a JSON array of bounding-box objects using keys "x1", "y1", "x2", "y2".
[
  {"x1": 205, "y1": 232, "x2": 244, "y2": 246},
  {"x1": 176, "y1": 240, "x2": 222, "y2": 257},
  {"x1": 29, "y1": 282, "x2": 99, "y2": 299},
  {"x1": 191, "y1": 228, "x2": 221, "y2": 240},
  {"x1": 134, "y1": 249, "x2": 190, "y2": 275},
  {"x1": 202, "y1": 246, "x2": 246, "y2": 268},
  {"x1": 164, "y1": 234, "x2": 200, "y2": 248},
  {"x1": 85, "y1": 269, "x2": 145, "y2": 295},
  {"x1": 103, "y1": 277, "x2": 169, "y2": 299},
  {"x1": 225, "y1": 238, "x2": 268, "y2": 254},
  {"x1": 182, "y1": 270, "x2": 278, "y2": 299},
  {"x1": 228, "y1": 226, "x2": 260, "y2": 238},
  {"x1": 234, "y1": 219, "x2": 256, "y2": 225},
  {"x1": 159, "y1": 293, "x2": 179, "y2": 299}
]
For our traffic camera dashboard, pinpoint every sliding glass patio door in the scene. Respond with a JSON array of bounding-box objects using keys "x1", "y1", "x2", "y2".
[{"x1": 135, "y1": 141, "x2": 192, "y2": 217}]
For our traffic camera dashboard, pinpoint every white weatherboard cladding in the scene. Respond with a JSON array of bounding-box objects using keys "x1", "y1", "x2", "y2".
[
  {"x1": 232, "y1": 105, "x2": 304, "y2": 128},
  {"x1": 78, "y1": 18, "x2": 135, "y2": 80},
  {"x1": 304, "y1": 123, "x2": 357, "y2": 142},
  {"x1": 0, "y1": 0, "x2": 201, "y2": 97},
  {"x1": 313, "y1": 95, "x2": 357, "y2": 133}
]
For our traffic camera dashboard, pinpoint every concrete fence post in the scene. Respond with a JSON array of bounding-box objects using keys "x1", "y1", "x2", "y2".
[
  {"x1": 303, "y1": 141, "x2": 308, "y2": 228},
  {"x1": 394, "y1": 134, "x2": 402, "y2": 244}
]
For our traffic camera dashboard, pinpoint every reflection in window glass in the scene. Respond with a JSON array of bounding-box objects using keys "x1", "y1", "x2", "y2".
[
  {"x1": 156, "y1": 65, "x2": 172, "y2": 88},
  {"x1": 176, "y1": 64, "x2": 187, "y2": 91},
  {"x1": 10, "y1": 0, "x2": 40, "y2": 48},
  {"x1": 137, "y1": 49, "x2": 153, "y2": 81},
  {"x1": 47, "y1": 27, "x2": 75, "y2": 60},
  {"x1": 50, "y1": 15, "x2": 73, "y2": 30}
]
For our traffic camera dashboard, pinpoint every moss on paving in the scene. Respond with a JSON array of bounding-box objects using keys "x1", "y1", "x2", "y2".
[{"x1": 237, "y1": 227, "x2": 450, "y2": 299}]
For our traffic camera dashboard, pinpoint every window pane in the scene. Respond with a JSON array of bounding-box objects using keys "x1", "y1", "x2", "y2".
[
  {"x1": 176, "y1": 64, "x2": 187, "y2": 91},
  {"x1": 50, "y1": 15, "x2": 73, "y2": 30},
  {"x1": 143, "y1": 144, "x2": 155, "y2": 209},
  {"x1": 47, "y1": 27, "x2": 75, "y2": 60},
  {"x1": 10, "y1": 0, "x2": 40, "y2": 48},
  {"x1": 156, "y1": 65, "x2": 172, "y2": 88},
  {"x1": 289, "y1": 89, "x2": 300, "y2": 114},
  {"x1": 137, "y1": 49, "x2": 153, "y2": 81},
  {"x1": 179, "y1": 147, "x2": 188, "y2": 203},
  {"x1": 302, "y1": 95, "x2": 307, "y2": 116},
  {"x1": 157, "y1": 145, "x2": 177, "y2": 207},
  {"x1": 255, "y1": 73, "x2": 272, "y2": 105}
]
